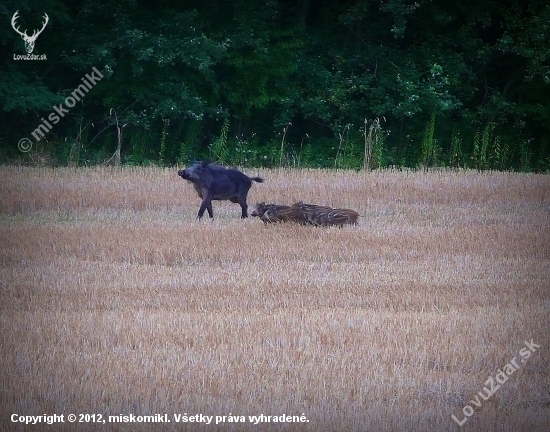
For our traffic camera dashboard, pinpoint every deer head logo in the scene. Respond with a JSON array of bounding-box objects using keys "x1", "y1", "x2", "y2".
[{"x1": 11, "y1": 11, "x2": 49, "y2": 54}]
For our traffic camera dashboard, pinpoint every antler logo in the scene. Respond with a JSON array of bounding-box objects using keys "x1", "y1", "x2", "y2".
[{"x1": 11, "y1": 10, "x2": 49, "y2": 54}]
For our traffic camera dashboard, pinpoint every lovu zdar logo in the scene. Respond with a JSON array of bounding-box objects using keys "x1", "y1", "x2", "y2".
[{"x1": 11, "y1": 10, "x2": 49, "y2": 54}]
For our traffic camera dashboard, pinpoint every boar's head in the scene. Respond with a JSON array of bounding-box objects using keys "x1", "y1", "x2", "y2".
[{"x1": 178, "y1": 161, "x2": 210, "y2": 182}]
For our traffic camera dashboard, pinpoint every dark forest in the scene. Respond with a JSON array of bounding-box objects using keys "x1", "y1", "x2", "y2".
[{"x1": 1, "y1": 0, "x2": 549, "y2": 170}]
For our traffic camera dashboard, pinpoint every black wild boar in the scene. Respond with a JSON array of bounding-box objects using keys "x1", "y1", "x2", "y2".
[{"x1": 178, "y1": 161, "x2": 263, "y2": 219}]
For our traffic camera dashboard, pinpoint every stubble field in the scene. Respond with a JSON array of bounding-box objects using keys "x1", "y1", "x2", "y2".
[{"x1": 0, "y1": 165, "x2": 549, "y2": 432}]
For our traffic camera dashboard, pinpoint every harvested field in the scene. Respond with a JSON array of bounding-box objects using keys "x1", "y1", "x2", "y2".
[{"x1": 0, "y1": 166, "x2": 549, "y2": 431}]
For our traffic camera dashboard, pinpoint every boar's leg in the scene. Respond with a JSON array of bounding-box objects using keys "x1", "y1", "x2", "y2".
[
  {"x1": 237, "y1": 194, "x2": 249, "y2": 218},
  {"x1": 206, "y1": 202, "x2": 214, "y2": 218},
  {"x1": 197, "y1": 192, "x2": 214, "y2": 219},
  {"x1": 239, "y1": 201, "x2": 248, "y2": 218}
]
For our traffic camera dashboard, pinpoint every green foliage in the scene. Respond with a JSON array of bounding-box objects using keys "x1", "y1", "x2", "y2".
[
  {"x1": 209, "y1": 118, "x2": 230, "y2": 163},
  {"x1": 334, "y1": 124, "x2": 351, "y2": 169},
  {"x1": 449, "y1": 130, "x2": 464, "y2": 168},
  {"x1": 421, "y1": 112, "x2": 437, "y2": 168},
  {"x1": 178, "y1": 119, "x2": 203, "y2": 164},
  {"x1": 380, "y1": 0, "x2": 421, "y2": 38},
  {"x1": 127, "y1": 132, "x2": 150, "y2": 165},
  {"x1": 363, "y1": 118, "x2": 387, "y2": 170},
  {"x1": 158, "y1": 119, "x2": 169, "y2": 166},
  {"x1": 1, "y1": 0, "x2": 548, "y2": 171},
  {"x1": 298, "y1": 135, "x2": 313, "y2": 167},
  {"x1": 229, "y1": 133, "x2": 261, "y2": 166},
  {"x1": 470, "y1": 123, "x2": 512, "y2": 170},
  {"x1": 480, "y1": 123, "x2": 492, "y2": 170},
  {"x1": 519, "y1": 139, "x2": 532, "y2": 172},
  {"x1": 0, "y1": 72, "x2": 60, "y2": 113},
  {"x1": 278, "y1": 123, "x2": 292, "y2": 168},
  {"x1": 491, "y1": 132, "x2": 509, "y2": 170},
  {"x1": 472, "y1": 128, "x2": 484, "y2": 170}
]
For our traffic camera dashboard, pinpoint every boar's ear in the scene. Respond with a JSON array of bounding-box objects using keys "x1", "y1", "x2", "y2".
[{"x1": 201, "y1": 159, "x2": 212, "y2": 168}]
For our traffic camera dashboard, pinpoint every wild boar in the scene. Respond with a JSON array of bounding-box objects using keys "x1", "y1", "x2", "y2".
[
  {"x1": 178, "y1": 161, "x2": 263, "y2": 219},
  {"x1": 251, "y1": 202, "x2": 307, "y2": 224},
  {"x1": 291, "y1": 201, "x2": 332, "y2": 226},
  {"x1": 266, "y1": 206, "x2": 308, "y2": 224},
  {"x1": 251, "y1": 202, "x2": 289, "y2": 223},
  {"x1": 292, "y1": 202, "x2": 358, "y2": 227},
  {"x1": 291, "y1": 201, "x2": 333, "y2": 213},
  {"x1": 310, "y1": 208, "x2": 360, "y2": 227},
  {"x1": 328, "y1": 208, "x2": 359, "y2": 226}
]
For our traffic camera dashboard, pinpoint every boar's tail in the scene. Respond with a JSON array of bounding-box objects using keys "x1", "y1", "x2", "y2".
[{"x1": 251, "y1": 177, "x2": 264, "y2": 183}]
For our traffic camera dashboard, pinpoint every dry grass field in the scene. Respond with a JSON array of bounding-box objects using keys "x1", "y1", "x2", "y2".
[{"x1": 1, "y1": 165, "x2": 549, "y2": 432}]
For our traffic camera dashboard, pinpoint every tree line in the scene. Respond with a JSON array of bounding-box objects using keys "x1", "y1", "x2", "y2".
[{"x1": 1, "y1": 0, "x2": 549, "y2": 171}]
